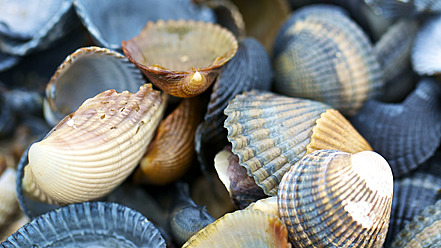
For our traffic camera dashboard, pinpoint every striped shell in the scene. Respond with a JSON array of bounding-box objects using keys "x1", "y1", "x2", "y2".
[
  {"x1": 182, "y1": 209, "x2": 291, "y2": 248},
  {"x1": 224, "y1": 90, "x2": 372, "y2": 196},
  {"x1": 278, "y1": 150, "x2": 393, "y2": 247},
  {"x1": 350, "y1": 78, "x2": 441, "y2": 178},
  {"x1": 21, "y1": 84, "x2": 167, "y2": 205},
  {"x1": 0, "y1": 168, "x2": 19, "y2": 231},
  {"x1": 364, "y1": 0, "x2": 441, "y2": 18},
  {"x1": 273, "y1": 4, "x2": 383, "y2": 116},
  {"x1": 122, "y1": 19, "x2": 238, "y2": 98}
]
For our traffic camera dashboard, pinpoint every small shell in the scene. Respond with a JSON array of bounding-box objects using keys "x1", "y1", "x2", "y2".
[
  {"x1": 43, "y1": 46, "x2": 145, "y2": 126},
  {"x1": 182, "y1": 209, "x2": 291, "y2": 248},
  {"x1": 364, "y1": 0, "x2": 441, "y2": 18},
  {"x1": 134, "y1": 97, "x2": 202, "y2": 185},
  {"x1": 0, "y1": 168, "x2": 19, "y2": 231},
  {"x1": 122, "y1": 19, "x2": 238, "y2": 98},
  {"x1": 278, "y1": 150, "x2": 393, "y2": 247},
  {"x1": 22, "y1": 84, "x2": 167, "y2": 205},
  {"x1": 1, "y1": 202, "x2": 166, "y2": 247},
  {"x1": 246, "y1": 196, "x2": 279, "y2": 218},
  {"x1": 273, "y1": 4, "x2": 383, "y2": 116},
  {"x1": 224, "y1": 90, "x2": 372, "y2": 196},
  {"x1": 350, "y1": 78, "x2": 441, "y2": 178}
]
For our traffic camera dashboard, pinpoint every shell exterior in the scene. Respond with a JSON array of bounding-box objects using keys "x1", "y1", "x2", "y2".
[
  {"x1": 43, "y1": 46, "x2": 145, "y2": 126},
  {"x1": 122, "y1": 19, "x2": 238, "y2": 98},
  {"x1": 350, "y1": 78, "x2": 441, "y2": 178},
  {"x1": 134, "y1": 97, "x2": 202, "y2": 185},
  {"x1": 0, "y1": 168, "x2": 19, "y2": 230},
  {"x1": 1, "y1": 202, "x2": 166, "y2": 247},
  {"x1": 22, "y1": 84, "x2": 167, "y2": 205},
  {"x1": 278, "y1": 150, "x2": 393, "y2": 247},
  {"x1": 364, "y1": 0, "x2": 441, "y2": 18},
  {"x1": 182, "y1": 209, "x2": 291, "y2": 248},
  {"x1": 73, "y1": 0, "x2": 215, "y2": 50},
  {"x1": 224, "y1": 90, "x2": 372, "y2": 196},
  {"x1": 273, "y1": 4, "x2": 383, "y2": 116}
]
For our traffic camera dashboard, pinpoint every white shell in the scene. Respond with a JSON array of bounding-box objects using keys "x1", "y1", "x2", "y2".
[{"x1": 0, "y1": 168, "x2": 19, "y2": 229}]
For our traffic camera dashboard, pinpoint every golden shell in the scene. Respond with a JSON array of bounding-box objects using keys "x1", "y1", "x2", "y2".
[
  {"x1": 0, "y1": 168, "x2": 19, "y2": 230},
  {"x1": 22, "y1": 84, "x2": 167, "y2": 205},
  {"x1": 122, "y1": 19, "x2": 238, "y2": 98}
]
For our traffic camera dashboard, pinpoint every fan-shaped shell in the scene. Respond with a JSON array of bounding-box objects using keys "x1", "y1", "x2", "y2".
[
  {"x1": 43, "y1": 46, "x2": 145, "y2": 126},
  {"x1": 182, "y1": 209, "x2": 291, "y2": 248},
  {"x1": 0, "y1": 168, "x2": 19, "y2": 231},
  {"x1": 278, "y1": 150, "x2": 393, "y2": 247},
  {"x1": 364, "y1": 0, "x2": 441, "y2": 18},
  {"x1": 1, "y1": 201, "x2": 166, "y2": 247},
  {"x1": 22, "y1": 84, "x2": 167, "y2": 205},
  {"x1": 350, "y1": 78, "x2": 441, "y2": 178},
  {"x1": 122, "y1": 19, "x2": 238, "y2": 98},
  {"x1": 273, "y1": 4, "x2": 383, "y2": 116},
  {"x1": 224, "y1": 90, "x2": 372, "y2": 196}
]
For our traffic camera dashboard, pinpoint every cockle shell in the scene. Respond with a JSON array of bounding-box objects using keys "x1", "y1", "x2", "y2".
[
  {"x1": 273, "y1": 4, "x2": 383, "y2": 116},
  {"x1": 21, "y1": 84, "x2": 167, "y2": 205},
  {"x1": 364, "y1": 0, "x2": 441, "y2": 18},
  {"x1": 43, "y1": 46, "x2": 145, "y2": 126},
  {"x1": 0, "y1": 168, "x2": 19, "y2": 231},
  {"x1": 224, "y1": 90, "x2": 372, "y2": 196},
  {"x1": 278, "y1": 150, "x2": 393, "y2": 247},
  {"x1": 182, "y1": 209, "x2": 291, "y2": 248},
  {"x1": 350, "y1": 78, "x2": 441, "y2": 178},
  {"x1": 122, "y1": 19, "x2": 238, "y2": 98}
]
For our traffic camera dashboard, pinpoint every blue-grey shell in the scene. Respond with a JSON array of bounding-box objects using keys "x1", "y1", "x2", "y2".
[
  {"x1": 364, "y1": 0, "x2": 441, "y2": 18},
  {"x1": 0, "y1": 52, "x2": 18, "y2": 72}
]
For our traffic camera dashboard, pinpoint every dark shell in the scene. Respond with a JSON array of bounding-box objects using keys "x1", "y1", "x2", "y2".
[
  {"x1": 350, "y1": 78, "x2": 441, "y2": 178},
  {"x1": 364, "y1": 0, "x2": 441, "y2": 18},
  {"x1": 1, "y1": 201, "x2": 166, "y2": 247},
  {"x1": 0, "y1": 52, "x2": 18, "y2": 72}
]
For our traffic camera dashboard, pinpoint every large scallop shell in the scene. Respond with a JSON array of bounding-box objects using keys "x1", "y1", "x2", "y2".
[
  {"x1": 43, "y1": 46, "x2": 145, "y2": 126},
  {"x1": 0, "y1": 168, "x2": 19, "y2": 231},
  {"x1": 364, "y1": 0, "x2": 441, "y2": 18},
  {"x1": 278, "y1": 150, "x2": 393, "y2": 247},
  {"x1": 224, "y1": 90, "x2": 372, "y2": 196},
  {"x1": 122, "y1": 19, "x2": 238, "y2": 98},
  {"x1": 273, "y1": 4, "x2": 383, "y2": 116},
  {"x1": 350, "y1": 78, "x2": 441, "y2": 178},
  {"x1": 21, "y1": 84, "x2": 167, "y2": 205}
]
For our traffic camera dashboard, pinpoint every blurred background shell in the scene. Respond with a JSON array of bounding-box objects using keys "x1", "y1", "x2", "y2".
[
  {"x1": 350, "y1": 78, "x2": 441, "y2": 178},
  {"x1": 74, "y1": 0, "x2": 216, "y2": 51},
  {"x1": 364, "y1": 0, "x2": 441, "y2": 18},
  {"x1": 273, "y1": 4, "x2": 383, "y2": 116},
  {"x1": 0, "y1": 168, "x2": 19, "y2": 233},
  {"x1": 1, "y1": 201, "x2": 166, "y2": 247},
  {"x1": 278, "y1": 150, "x2": 393, "y2": 247},
  {"x1": 0, "y1": 52, "x2": 18, "y2": 73}
]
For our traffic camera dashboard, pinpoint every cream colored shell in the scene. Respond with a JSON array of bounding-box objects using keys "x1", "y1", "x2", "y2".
[{"x1": 0, "y1": 168, "x2": 19, "y2": 229}]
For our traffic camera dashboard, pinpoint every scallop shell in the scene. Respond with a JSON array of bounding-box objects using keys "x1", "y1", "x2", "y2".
[
  {"x1": 73, "y1": 0, "x2": 215, "y2": 50},
  {"x1": 0, "y1": 168, "x2": 19, "y2": 231},
  {"x1": 134, "y1": 97, "x2": 202, "y2": 185},
  {"x1": 278, "y1": 149, "x2": 393, "y2": 247},
  {"x1": 273, "y1": 4, "x2": 383, "y2": 116},
  {"x1": 350, "y1": 78, "x2": 441, "y2": 178},
  {"x1": 122, "y1": 19, "x2": 238, "y2": 98},
  {"x1": 182, "y1": 209, "x2": 291, "y2": 248},
  {"x1": 364, "y1": 0, "x2": 441, "y2": 18},
  {"x1": 224, "y1": 90, "x2": 372, "y2": 196},
  {"x1": 1, "y1": 201, "x2": 166, "y2": 247},
  {"x1": 43, "y1": 46, "x2": 145, "y2": 126},
  {"x1": 21, "y1": 84, "x2": 167, "y2": 205}
]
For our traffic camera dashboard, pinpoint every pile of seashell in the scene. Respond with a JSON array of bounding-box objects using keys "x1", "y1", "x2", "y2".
[{"x1": 0, "y1": 0, "x2": 441, "y2": 247}]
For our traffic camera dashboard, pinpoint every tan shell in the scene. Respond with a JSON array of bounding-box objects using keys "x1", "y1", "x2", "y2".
[
  {"x1": 182, "y1": 209, "x2": 291, "y2": 248},
  {"x1": 134, "y1": 97, "x2": 202, "y2": 185},
  {"x1": 278, "y1": 150, "x2": 393, "y2": 247},
  {"x1": 122, "y1": 19, "x2": 238, "y2": 98},
  {"x1": 22, "y1": 84, "x2": 167, "y2": 205},
  {"x1": 246, "y1": 196, "x2": 279, "y2": 218},
  {"x1": 0, "y1": 168, "x2": 19, "y2": 230}
]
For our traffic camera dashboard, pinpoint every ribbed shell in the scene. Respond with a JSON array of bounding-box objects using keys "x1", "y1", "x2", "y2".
[
  {"x1": 278, "y1": 150, "x2": 393, "y2": 247},
  {"x1": 122, "y1": 19, "x2": 238, "y2": 98},
  {"x1": 364, "y1": 0, "x2": 441, "y2": 18},
  {"x1": 22, "y1": 84, "x2": 167, "y2": 205},
  {"x1": 1, "y1": 202, "x2": 166, "y2": 247},
  {"x1": 134, "y1": 97, "x2": 202, "y2": 185},
  {"x1": 350, "y1": 78, "x2": 441, "y2": 178},
  {"x1": 0, "y1": 168, "x2": 19, "y2": 230},
  {"x1": 43, "y1": 46, "x2": 145, "y2": 126},
  {"x1": 182, "y1": 209, "x2": 291, "y2": 248},
  {"x1": 273, "y1": 4, "x2": 383, "y2": 116}
]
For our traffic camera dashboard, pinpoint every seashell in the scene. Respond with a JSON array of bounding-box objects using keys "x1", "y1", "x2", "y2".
[
  {"x1": 0, "y1": 52, "x2": 18, "y2": 72},
  {"x1": 224, "y1": 90, "x2": 372, "y2": 196},
  {"x1": 246, "y1": 196, "x2": 279, "y2": 218},
  {"x1": 350, "y1": 78, "x2": 441, "y2": 178},
  {"x1": 21, "y1": 84, "x2": 167, "y2": 205},
  {"x1": 1, "y1": 201, "x2": 166, "y2": 247},
  {"x1": 273, "y1": 4, "x2": 383, "y2": 116},
  {"x1": 0, "y1": 168, "x2": 19, "y2": 231},
  {"x1": 43, "y1": 46, "x2": 145, "y2": 126},
  {"x1": 278, "y1": 149, "x2": 393, "y2": 247},
  {"x1": 122, "y1": 19, "x2": 238, "y2": 98},
  {"x1": 391, "y1": 199, "x2": 441, "y2": 248},
  {"x1": 182, "y1": 209, "x2": 291, "y2": 248},
  {"x1": 0, "y1": 213, "x2": 29, "y2": 242},
  {"x1": 74, "y1": 0, "x2": 216, "y2": 50},
  {"x1": 195, "y1": 37, "x2": 272, "y2": 171},
  {"x1": 134, "y1": 97, "x2": 202, "y2": 185},
  {"x1": 364, "y1": 0, "x2": 441, "y2": 18}
]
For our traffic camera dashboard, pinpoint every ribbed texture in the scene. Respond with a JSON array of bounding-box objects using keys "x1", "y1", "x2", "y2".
[
  {"x1": 364, "y1": 0, "x2": 441, "y2": 18},
  {"x1": 412, "y1": 14, "x2": 441, "y2": 75},
  {"x1": 0, "y1": 168, "x2": 19, "y2": 230}
]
